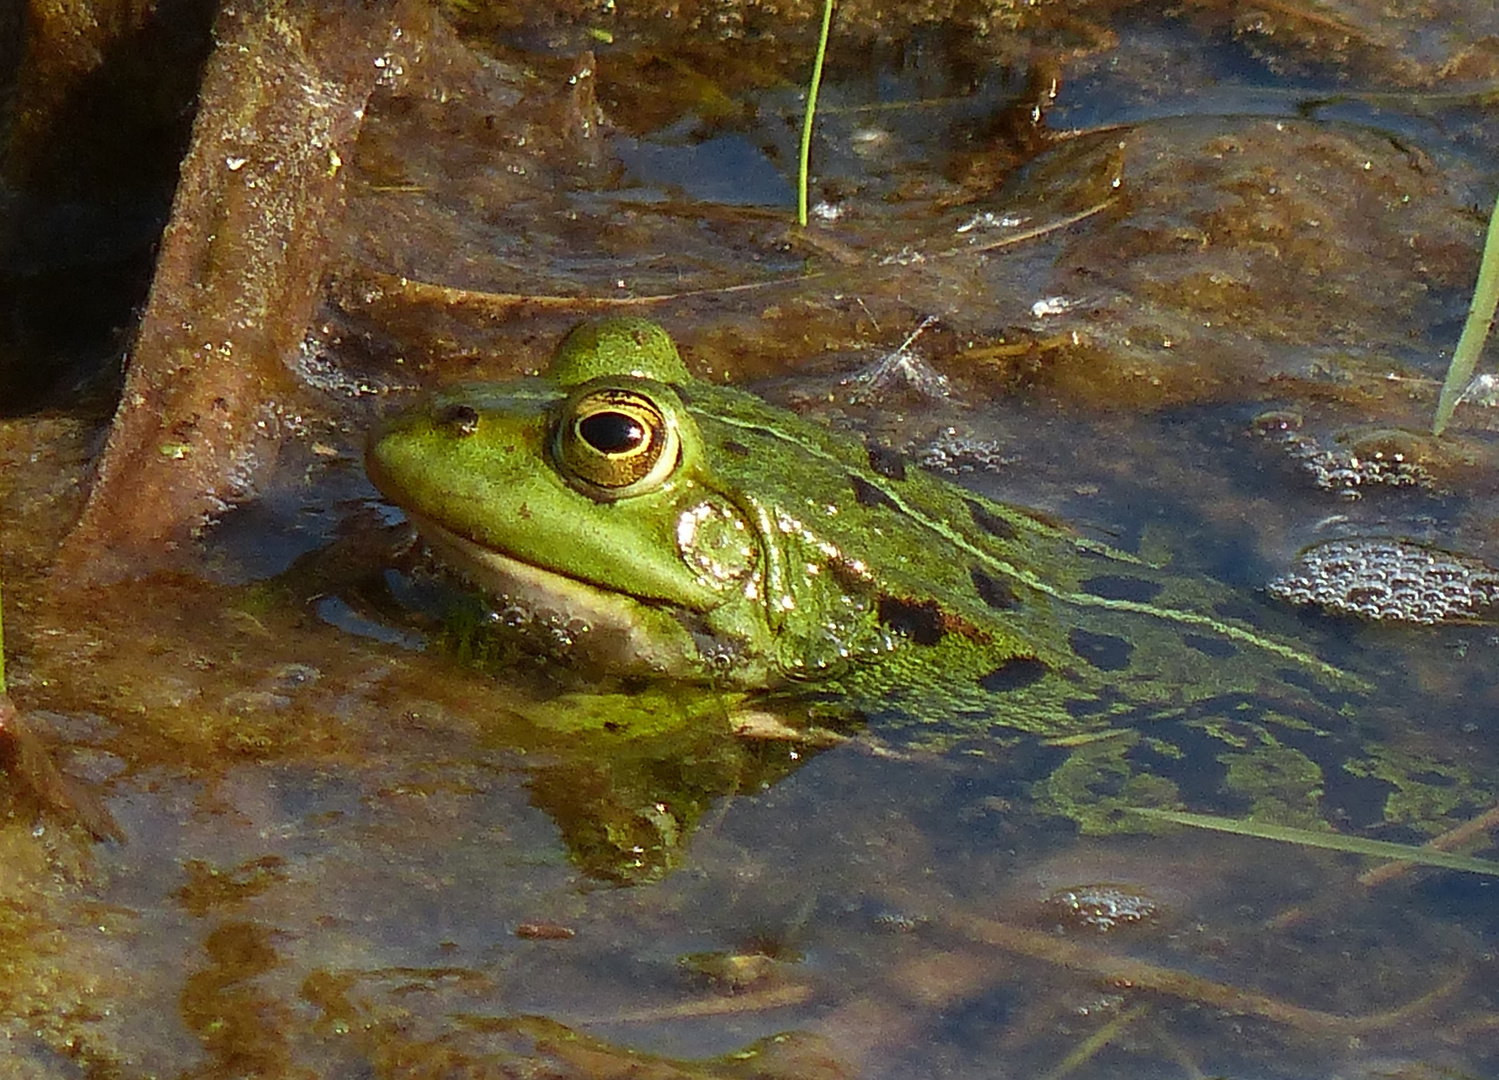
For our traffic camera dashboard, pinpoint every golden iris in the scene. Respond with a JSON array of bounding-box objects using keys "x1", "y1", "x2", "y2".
[{"x1": 553, "y1": 387, "x2": 680, "y2": 499}]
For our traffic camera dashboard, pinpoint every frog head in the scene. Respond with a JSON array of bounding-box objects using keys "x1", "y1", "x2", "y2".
[{"x1": 366, "y1": 318, "x2": 846, "y2": 685}]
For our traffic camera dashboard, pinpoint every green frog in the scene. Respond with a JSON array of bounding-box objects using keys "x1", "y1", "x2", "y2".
[{"x1": 366, "y1": 319, "x2": 1490, "y2": 836}]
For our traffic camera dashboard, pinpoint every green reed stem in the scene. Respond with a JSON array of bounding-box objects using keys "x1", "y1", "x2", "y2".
[
  {"x1": 797, "y1": 0, "x2": 835, "y2": 227},
  {"x1": 1134, "y1": 807, "x2": 1499, "y2": 877},
  {"x1": 1433, "y1": 188, "x2": 1499, "y2": 435}
]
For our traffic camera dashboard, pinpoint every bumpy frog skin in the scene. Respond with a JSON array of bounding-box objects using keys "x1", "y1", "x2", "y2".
[{"x1": 367, "y1": 319, "x2": 1491, "y2": 834}]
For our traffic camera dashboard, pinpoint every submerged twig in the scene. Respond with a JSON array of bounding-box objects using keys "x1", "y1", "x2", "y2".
[
  {"x1": 940, "y1": 197, "x2": 1118, "y2": 257},
  {"x1": 358, "y1": 267, "x2": 820, "y2": 319},
  {"x1": 0, "y1": 538, "x2": 122, "y2": 842},
  {"x1": 1266, "y1": 802, "x2": 1499, "y2": 930},
  {"x1": 1358, "y1": 801, "x2": 1499, "y2": 888},
  {"x1": 940, "y1": 909, "x2": 1465, "y2": 1038},
  {"x1": 589, "y1": 981, "x2": 813, "y2": 1024},
  {"x1": 1240, "y1": 0, "x2": 1373, "y2": 39},
  {"x1": 0, "y1": 695, "x2": 124, "y2": 843}
]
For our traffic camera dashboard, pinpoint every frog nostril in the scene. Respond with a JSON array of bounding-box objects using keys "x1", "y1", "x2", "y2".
[{"x1": 438, "y1": 403, "x2": 481, "y2": 435}]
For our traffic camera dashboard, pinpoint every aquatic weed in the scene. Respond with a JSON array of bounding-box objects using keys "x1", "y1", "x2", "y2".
[
  {"x1": 1433, "y1": 188, "x2": 1499, "y2": 435},
  {"x1": 796, "y1": 0, "x2": 835, "y2": 227}
]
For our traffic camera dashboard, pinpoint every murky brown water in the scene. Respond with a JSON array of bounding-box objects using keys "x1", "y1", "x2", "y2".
[{"x1": 4, "y1": 2, "x2": 1499, "y2": 1076}]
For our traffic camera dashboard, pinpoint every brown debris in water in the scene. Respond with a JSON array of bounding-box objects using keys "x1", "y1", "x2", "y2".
[
  {"x1": 53, "y1": 0, "x2": 427, "y2": 586},
  {"x1": 0, "y1": 693, "x2": 122, "y2": 843}
]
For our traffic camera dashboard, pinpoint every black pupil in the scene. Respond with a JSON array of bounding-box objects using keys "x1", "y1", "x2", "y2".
[{"x1": 579, "y1": 411, "x2": 646, "y2": 454}]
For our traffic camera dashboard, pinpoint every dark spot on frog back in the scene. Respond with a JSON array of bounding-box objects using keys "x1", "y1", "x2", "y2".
[
  {"x1": 866, "y1": 443, "x2": 907, "y2": 480},
  {"x1": 966, "y1": 499, "x2": 1017, "y2": 541},
  {"x1": 877, "y1": 596, "x2": 946, "y2": 645},
  {"x1": 1128, "y1": 718, "x2": 1238, "y2": 810},
  {"x1": 1184, "y1": 633, "x2": 1238, "y2": 659},
  {"x1": 1275, "y1": 665, "x2": 1355, "y2": 710},
  {"x1": 1082, "y1": 575, "x2": 1163, "y2": 603},
  {"x1": 722, "y1": 439, "x2": 751, "y2": 457},
  {"x1": 979, "y1": 656, "x2": 1049, "y2": 693},
  {"x1": 1065, "y1": 688, "x2": 1128, "y2": 719},
  {"x1": 850, "y1": 474, "x2": 899, "y2": 511},
  {"x1": 1265, "y1": 717, "x2": 1394, "y2": 829},
  {"x1": 1069, "y1": 628, "x2": 1134, "y2": 671},
  {"x1": 971, "y1": 567, "x2": 1019, "y2": 610},
  {"x1": 1214, "y1": 597, "x2": 1270, "y2": 628}
]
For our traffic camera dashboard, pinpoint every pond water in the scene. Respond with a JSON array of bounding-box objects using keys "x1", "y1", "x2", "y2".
[{"x1": 4, "y1": 3, "x2": 1499, "y2": 1077}]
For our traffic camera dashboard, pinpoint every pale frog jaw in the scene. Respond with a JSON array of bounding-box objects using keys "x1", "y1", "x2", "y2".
[{"x1": 405, "y1": 509, "x2": 717, "y2": 681}]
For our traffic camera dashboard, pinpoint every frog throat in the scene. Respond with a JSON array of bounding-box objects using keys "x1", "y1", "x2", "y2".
[{"x1": 403, "y1": 509, "x2": 704, "y2": 677}]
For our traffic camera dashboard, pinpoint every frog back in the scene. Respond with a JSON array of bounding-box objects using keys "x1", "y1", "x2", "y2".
[{"x1": 681, "y1": 381, "x2": 1354, "y2": 743}]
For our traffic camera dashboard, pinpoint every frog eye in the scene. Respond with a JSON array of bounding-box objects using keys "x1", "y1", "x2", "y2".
[{"x1": 553, "y1": 387, "x2": 680, "y2": 500}]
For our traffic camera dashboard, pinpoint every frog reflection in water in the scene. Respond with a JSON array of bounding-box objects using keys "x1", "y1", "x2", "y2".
[{"x1": 366, "y1": 319, "x2": 1492, "y2": 856}]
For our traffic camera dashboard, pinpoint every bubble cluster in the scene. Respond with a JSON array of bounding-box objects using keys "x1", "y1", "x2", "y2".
[
  {"x1": 1293, "y1": 441, "x2": 1429, "y2": 498},
  {"x1": 916, "y1": 432, "x2": 1017, "y2": 475},
  {"x1": 1042, "y1": 884, "x2": 1160, "y2": 933},
  {"x1": 480, "y1": 601, "x2": 594, "y2": 653},
  {"x1": 1268, "y1": 538, "x2": 1499, "y2": 624},
  {"x1": 1252, "y1": 413, "x2": 1437, "y2": 499}
]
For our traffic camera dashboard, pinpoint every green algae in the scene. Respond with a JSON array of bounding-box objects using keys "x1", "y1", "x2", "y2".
[
  {"x1": 1218, "y1": 737, "x2": 1325, "y2": 830},
  {"x1": 1345, "y1": 745, "x2": 1491, "y2": 834},
  {"x1": 1033, "y1": 732, "x2": 1181, "y2": 835}
]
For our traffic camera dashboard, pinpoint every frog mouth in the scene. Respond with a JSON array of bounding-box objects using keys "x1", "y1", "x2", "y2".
[{"x1": 402, "y1": 510, "x2": 698, "y2": 676}]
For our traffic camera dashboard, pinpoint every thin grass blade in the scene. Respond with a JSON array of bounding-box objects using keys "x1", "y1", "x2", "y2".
[
  {"x1": 1433, "y1": 188, "x2": 1499, "y2": 435},
  {"x1": 1133, "y1": 807, "x2": 1499, "y2": 876},
  {"x1": 796, "y1": 0, "x2": 835, "y2": 227}
]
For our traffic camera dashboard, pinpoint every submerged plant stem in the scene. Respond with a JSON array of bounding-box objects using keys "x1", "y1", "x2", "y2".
[
  {"x1": 1433, "y1": 188, "x2": 1499, "y2": 435},
  {"x1": 1134, "y1": 808, "x2": 1499, "y2": 876},
  {"x1": 797, "y1": 0, "x2": 835, "y2": 228},
  {"x1": 1040, "y1": 1004, "x2": 1149, "y2": 1080},
  {"x1": 1357, "y1": 800, "x2": 1499, "y2": 887},
  {"x1": 591, "y1": 981, "x2": 813, "y2": 1023},
  {"x1": 360, "y1": 267, "x2": 819, "y2": 317},
  {"x1": 939, "y1": 909, "x2": 1464, "y2": 1038}
]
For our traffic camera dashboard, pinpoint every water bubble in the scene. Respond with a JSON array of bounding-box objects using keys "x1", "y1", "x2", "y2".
[{"x1": 1269, "y1": 538, "x2": 1499, "y2": 624}]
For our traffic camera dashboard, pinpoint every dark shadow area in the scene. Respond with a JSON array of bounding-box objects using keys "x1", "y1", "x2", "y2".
[{"x1": 0, "y1": 0, "x2": 216, "y2": 413}]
